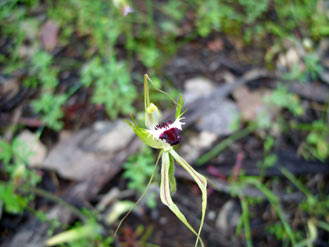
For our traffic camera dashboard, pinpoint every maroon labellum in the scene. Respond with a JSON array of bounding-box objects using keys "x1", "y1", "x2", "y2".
[
  {"x1": 159, "y1": 127, "x2": 182, "y2": 146},
  {"x1": 155, "y1": 120, "x2": 182, "y2": 146}
]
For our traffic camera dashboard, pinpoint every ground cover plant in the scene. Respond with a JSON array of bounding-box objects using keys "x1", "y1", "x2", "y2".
[{"x1": 0, "y1": 0, "x2": 329, "y2": 247}]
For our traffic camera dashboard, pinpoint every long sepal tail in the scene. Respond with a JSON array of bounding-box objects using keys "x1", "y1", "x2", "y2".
[
  {"x1": 114, "y1": 150, "x2": 162, "y2": 237},
  {"x1": 169, "y1": 149, "x2": 207, "y2": 247},
  {"x1": 160, "y1": 151, "x2": 205, "y2": 247}
]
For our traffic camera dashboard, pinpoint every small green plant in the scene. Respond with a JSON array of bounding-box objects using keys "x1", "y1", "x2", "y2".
[
  {"x1": 81, "y1": 57, "x2": 137, "y2": 119},
  {"x1": 284, "y1": 53, "x2": 323, "y2": 82},
  {"x1": 292, "y1": 120, "x2": 329, "y2": 161},
  {"x1": 27, "y1": 51, "x2": 68, "y2": 131},
  {"x1": 195, "y1": 0, "x2": 236, "y2": 37},
  {"x1": 305, "y1": 120, "x2": 329, "y2": 161},
  {"x1": 0, "y1": 137, "x2": 41, "y2": 214},
  {"x1": 283, "y1": 64, "x2": 306, "y2": 82},
  {"x1": 232, "y1": 176, "x2": 297, "y2": 246},
  {"x1": 266, "y1": 222, "x2": 303, "y2": 242},
  {"x1": 238, "y1": 0, "x2": 269, "y2": 24},
  {"x1": 257, "y1": 136, "x2": 278, "y2": 176},
  {"x1": 303, "y1": 53, "x2": 323, "y2": 80},
  {"x1": 265, "y1": 85, "x2": 304, "y2": 117},
  {"x1": 282, "y1": 168, "x2": 329, "y2": 217},
  {"x1": 31, "y1": 93, "x2": 67, "y2": 131},
  {"x1": 123, "y1": 146, "x2": 158, "y2": 209}
]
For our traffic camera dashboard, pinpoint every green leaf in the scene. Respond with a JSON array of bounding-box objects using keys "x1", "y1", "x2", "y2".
[
  {"x1": 162, "y1": 151, "x2": 206, "y2": 247},
  {"x1": 0, "y1": 140, "x2": 12, "y2": 165},
  {"x1": 46, "y1": 222, "x2": 100, "y2": 246},
  {"x1": 106, "y1": 200, "x2": 135, "y2": 225},
  {"x1": 0, "y1": 183, "x2": 28, "y2": 214}
]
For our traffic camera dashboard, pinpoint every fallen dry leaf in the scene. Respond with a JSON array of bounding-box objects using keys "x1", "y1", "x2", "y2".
[{"x1": 40, "y1": 20, "x2": 59, "y2": 51}]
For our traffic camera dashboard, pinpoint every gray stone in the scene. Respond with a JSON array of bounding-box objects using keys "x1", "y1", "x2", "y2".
[
  {"x1": 184, "y1": 77, "x2": 215, "y2": 104},
  {"x1": 195, "y1": 99, "x2": 239, "y2": 136},
  {"x1": 43, "y1": 120, "x2": 134, "y2": 180},
  {"x1": 216, "y1": 200, "x2": 241, "y2": 238},
  {"x1": 180, "y1": 131, "x2": 217, "y2": 163},
  {"x1": 183, "y1": 77, "x2": 239, "y2": 137}
]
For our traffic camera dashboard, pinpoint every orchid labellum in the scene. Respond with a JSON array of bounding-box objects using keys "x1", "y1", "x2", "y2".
[{"x1": 115, "y1": 75, "x2": 207, "y2": 247}]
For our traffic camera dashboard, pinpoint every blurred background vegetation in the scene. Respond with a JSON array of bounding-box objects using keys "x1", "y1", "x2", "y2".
[{"x1": 0, "y1": 0, "x2": 329, "y2": 246}]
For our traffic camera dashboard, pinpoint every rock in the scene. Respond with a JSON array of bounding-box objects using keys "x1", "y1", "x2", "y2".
[
  {"x1": 42, "y1": 120, "x2": 134, "y2": 180},
  {"x1": 183, "y1": 76, "x2": 239, "y2": 137},
  {"x1": 180, "y1": 131, "x2": 217, "y2": 163},
  {"x1": 216, "y1": 200, "x2": 241, "y2": 238},
  {"x1": 195, "y1": 99, "x2": 239, "y2": 136},
  {"x1": 17, "y1": 130, "x2": 47, "y2": 167},
  {"x1": 80, "y1": 120, "x2": 135, "y2": 153},
  {"x1": 232, "y1": 85, "x2": 272, "y2": 122},
  {"x1": 184, "y1": 77, "x2": 215, "y2": 104}
]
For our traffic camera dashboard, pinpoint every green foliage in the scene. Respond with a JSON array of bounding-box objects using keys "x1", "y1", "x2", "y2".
[
  {"x1": 238, "y1": 0, "x2": 269, "y2": 24},
  {"x1": 265, "y1": 85, "x2": 304, "y2": 116},
  {"x1": 258, "y1": 136, "x2": 277, "y2": 176},
  {"x1": 304, "y1": 120, "x2": 329, "y2": 161},
  {"x1": 2, "y1": 0, "x2": 329, "y2": 133},
  {"x1": 266, "y1": 222, "x2": 303, "y2": 242},
  {"x1": 123, "y1": 146, "x2": 158, "y2": 208},
  {"x1": 304, "y1": 53, "x2": 323, "y2": 80},
  {"x1": 0, "y1": 138, "x2": 41, "y2": 214},
  {"x1": 31, "y1": 93, "x2": 67, "y2": 131},
  {"x1": 48, "y1": 220, "x2": 113, "y2": 247},
  {"x1": 284, "y1": 53, "x2": 323, "y2": 82},
  {"x1": 195, "y1": 0, "x2": 236, "y2": 37},
  {"x1": 282, "y1": 168, "x2": 329, "y2": 217},
  {"x1": 0, "y1": 182, "x2": 28, "y2": 214},
  {"x1": 81, "y1": 57, "x2": 137, "y2": 119},
  {"x1": 27, "y1": 50, "x2": 69, "y2": 130}
]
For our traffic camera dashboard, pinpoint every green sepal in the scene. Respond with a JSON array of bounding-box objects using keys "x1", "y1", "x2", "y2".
[
  {"x1": 160, "y1": 151, "x2": 205, "y2": 247},
  {"x1": 125, "y1": 119, "x2": 170, "y2": 150},
  {"x1": 168, "y1": 154, "x2": 176, "y2": 194},
  {"x1": 169, "y1": 149, "x2": 207, "y2": 247},
  {"x1": 175, "y1": 94, "x2": 188, "y2": 119}
]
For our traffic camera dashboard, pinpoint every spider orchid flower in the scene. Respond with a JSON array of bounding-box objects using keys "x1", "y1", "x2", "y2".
[{"x1": 118, "y1": 75, "x2": 207, "y2": 247}]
